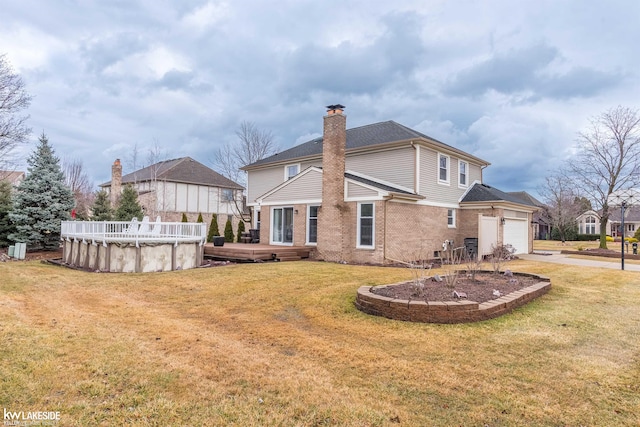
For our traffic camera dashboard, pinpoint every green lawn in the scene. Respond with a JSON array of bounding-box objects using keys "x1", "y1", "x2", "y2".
[{"x1": 1, "y1": 259, "x2": 639, "y2": 426}]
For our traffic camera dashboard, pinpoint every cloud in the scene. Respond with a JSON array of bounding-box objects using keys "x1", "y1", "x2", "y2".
[
  {"x1": 445, "y1": 43, "x2": 620, "y2": 100},
  {"x1": 279, "y1": 11, "x2": 426, "y2": 98}
]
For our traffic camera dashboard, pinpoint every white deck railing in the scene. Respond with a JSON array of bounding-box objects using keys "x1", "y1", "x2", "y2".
[{"x1": 61, "y1": 217, "x2": 207, "y2": 246}]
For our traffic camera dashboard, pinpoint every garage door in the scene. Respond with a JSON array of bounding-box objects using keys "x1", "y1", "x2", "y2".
[{"x1": 503, "y1": 219, "x2": 528, "y2": 254}]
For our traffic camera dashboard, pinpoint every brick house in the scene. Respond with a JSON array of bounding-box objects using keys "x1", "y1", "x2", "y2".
[
  {"x1": 100, "y1": 157, "x2": 245, "y2": 227},
  {"x1": 242, "y1": 105, "x2": 537, "y2": 264}
]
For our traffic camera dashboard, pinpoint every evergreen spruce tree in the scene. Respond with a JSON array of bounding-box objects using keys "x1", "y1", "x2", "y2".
[
  {"x1": 224, "y1": 218, "x2": 234, "y2": 242},
  {"x1": 236, "y1": 220, "x2": 245, "y2": 242},
  {"x1": 196, "y1": 212, "x2": 204, "y2": 223},
  {"x1": 114, "y1": 184, "x2": 143, "y2": 221},
  {"x1": 9, "y1": 133, "x2": 75, "y2": 250},
  {"x1": 207, "y1": 214, "x2": 220, "y2": 242},
  {"x1": 181, "y1": 212, "x2": 188, "y2": 222},
  {"x1": 91, "y1": 190, "x2": 112, "y2": 221},
  {"x1": 0, "y1": 181, "x2": 17, "y2": 247}
]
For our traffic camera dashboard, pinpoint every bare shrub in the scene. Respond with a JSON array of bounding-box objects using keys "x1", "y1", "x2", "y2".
[
  {"x1": 387, "y1": 247, "x2": 432, "y2": 297},
  {"x1": 464, "y1": 251, "x2": 483, "y2": 281},
  {"x1": 489, "y1": 243, "x2": 516, "y2": 274},
  {"x1": 440, "y1": 241, "x2": 465, "y2": 288}
]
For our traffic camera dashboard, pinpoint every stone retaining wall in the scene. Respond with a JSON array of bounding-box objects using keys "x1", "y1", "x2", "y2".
[{"x1": 355, "y1": 274, "x2": 551, "y2": 324}]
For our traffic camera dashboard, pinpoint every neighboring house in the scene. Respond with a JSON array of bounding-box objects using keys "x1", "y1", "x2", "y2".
[
  {"x1": 576, "y1": 209, "x2": 602, "y2": 237},
  {"x1": 609, "y1": 206, "x2": 640, "y2": 238},
  {"x1": 100, "y1": 157, "x2": 245, "y2": 225},
  {"x1": 508, "y1": 191, "x2": 552, "y2": 240},
  {"x1": 0, "y1": 170, "x2": 26, "y2": 189},
  {"x1": 242, "y1": 105, "x2": 538, "y2": 264},
  {"x1": 576, "y1": 205, "x2": 640, "y2": 240}
]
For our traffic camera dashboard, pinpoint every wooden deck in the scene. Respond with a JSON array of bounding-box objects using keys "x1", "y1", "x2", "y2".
[{"x1": 203, "y1": 242, "x2": 312, "y2": 262}]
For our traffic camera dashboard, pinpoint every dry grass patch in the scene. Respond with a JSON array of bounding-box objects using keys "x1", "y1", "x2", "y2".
[
  {"x1": 1, "y1": 260, "x2": 639, "y2": 426},
  {"x1": 534, "y1": 239, "x2": 602, "y2": 251}
]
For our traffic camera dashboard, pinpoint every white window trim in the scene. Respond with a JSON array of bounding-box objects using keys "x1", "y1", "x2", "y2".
[
  {"x1": 438, "y1": 153, "x2": 450, "y2": 185},
  {"x1": 284, "y1": 163, "x2": 301, "y2": 180},
  {"x1": 357, "y1": 202, "x2": 375, "y2": 249},
  {"x1": 270, "y1": 206, "x2": 294, "y2": 246},
  {"x1": 458, "y1": 160, "x2": 468, "y2": 189},
  {"x1": 447, "y1": 208, "x2": 456, "y2": 228},
  {"x1": 306, "y1": 204, "x2": 319, "y2": 246}
]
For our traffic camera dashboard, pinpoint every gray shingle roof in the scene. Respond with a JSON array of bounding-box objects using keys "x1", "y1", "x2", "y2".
[
  {"x1": 345, "y1": 172, "x2": 419, "y2": 196},
  {"x1": 507, "y1": 191, "x2": 544, "y2": 207},
  {"x1": 243, "y1": 120, "x2": 487, "y2": 169},
  {"x1": 462, "y1": 183, "x2": 538, "y2": 206},
  {"x1": 609, "y1": 205, "x2": 640, "y2": 222},
  {"x1": 101, "y1": 157, "x2": 244, "y2": 189}
]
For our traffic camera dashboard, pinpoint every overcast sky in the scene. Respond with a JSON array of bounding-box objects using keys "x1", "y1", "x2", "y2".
[{"x1": 2, "y1": 0, "x2": 638, "y2": 198}]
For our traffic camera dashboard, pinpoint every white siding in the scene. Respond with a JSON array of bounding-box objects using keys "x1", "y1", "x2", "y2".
[
  {"x1": 208, "y1": 188, "x2": 219, "y2": 213},
  {"x1": 346, "y1": 147, "x2": 414, "y2": 190},
  {"x1": 176, "y1": 183, "x2": 188, "y2": 212},
  {"x1": 157, "y1": 181, "x2": 177, "y2": 212},
  {"x1": 198, "y1": 186, "x2": 209, "y2": 212},
  {"x1": 187, "y1": 185, "x2": 199, "y2": 212}
]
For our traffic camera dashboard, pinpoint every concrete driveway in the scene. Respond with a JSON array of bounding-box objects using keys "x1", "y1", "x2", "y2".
[{"x1": 519, "y1": 251, "x2": 640, "y2": 272}]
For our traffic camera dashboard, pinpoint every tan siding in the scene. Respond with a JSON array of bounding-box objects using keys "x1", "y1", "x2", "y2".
[
  {"x1": 247, "y1": 167, "x2": 286, "y2": 202},
  {"x1": 346, "y1": 147, "x2": 414, "y2": 190},
  {"x1": 301, "y1": 159, "x2": 322, "y2": 170},
  {"x1": 420, "y1": 147, "x2": 483, "y2": 204},
  {"x1": 262, "y1": 170, "x2": 322, "y2": 203},
  {"x1": 346, "y1": 182, "x2": 379, "y2": 198},
  {"x1": 469, "y1": 163, "x2": 482, "y2": 184}
]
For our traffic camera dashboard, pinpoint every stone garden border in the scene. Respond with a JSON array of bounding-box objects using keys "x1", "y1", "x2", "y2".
[{"x1": 355, "y1": 272, "x2": 551, "y2": 324}]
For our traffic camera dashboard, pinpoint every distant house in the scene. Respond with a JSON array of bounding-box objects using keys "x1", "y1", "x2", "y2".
[
  {"x1": 100, "y1": 157, "x2": 244, "y2": 225},
  {"x1": 508, "y1": 191, "x2": 551, "y2": 240},
  {"x1": 242, "y1": 105, "x2": 537, "y2": 264},
  {"x1": 0, "y1": 170, "x2": 25, "y2": 189},
  {"x1": 576, "y1": 209, "x2": 602, "y2": 237},
  {"x1": 579, "y1": 207, "x2": 640, "y2": 239}
]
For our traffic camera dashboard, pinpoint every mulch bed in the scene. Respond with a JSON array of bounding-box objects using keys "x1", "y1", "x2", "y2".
[
  {"x1": 371, "y1": 272, "x2": 539, "y2": 304},
  {"x1": 561, "y1": 248, "x2": 640, "y2": 260}
]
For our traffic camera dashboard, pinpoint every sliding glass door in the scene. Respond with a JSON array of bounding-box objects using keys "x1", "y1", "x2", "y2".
[{"x1": 272, "y1": 207, "x2": 293, "y2": 244}]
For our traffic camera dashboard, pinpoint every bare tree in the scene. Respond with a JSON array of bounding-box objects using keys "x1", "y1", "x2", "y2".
[
  {"x1": 569, "y1": 106, "x2": 640, "y2": 248},
  {"x1": 63, "y1": 158, "x2": 94, "y2": 219},
  {"x1": 0, "y1": 54, "x2": 32, "y2": 169},
  {"x1": 213, "y1": 121, "x2": 277, "y2": 185},
  {"x1": 539, "y1": 173, "x2": 581, "y2": 242}
]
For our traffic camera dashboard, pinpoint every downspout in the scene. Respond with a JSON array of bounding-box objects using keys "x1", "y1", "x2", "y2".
[
  {"x1": 383, "y1": 194, "x2": 394, "y2": 263},
  {"x1": 411, "y1": 141, "x2": 418, "y2": 194}
]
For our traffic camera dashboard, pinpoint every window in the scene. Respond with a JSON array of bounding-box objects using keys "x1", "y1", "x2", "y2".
[
  {"x1": 222, "y1": 188, "x2": 234, "y2": 202},
  {"x1": 585, "y1": 216, "x2": 596, "y2": 234},
  {"x1": 438, "y1": 154, "x2": 449, "y2": 184},
  {"x1": 447, "y1": 209, "x2": 456, "y2": 228},
  {"x1": 629, "y1": 224, "x2": 635, "y2": 232},
  {"x1": 357, "y1": 203, "x2": 374, "y2": 248},
  {"x1": 458, "y1": 161, "x2": 468, "y2": 187},
  {"x1": 307, "y1": 205, "x2": 319, "y2": 244},
  {"x1": 285, "y1": 164, "x2": 300, "y2": 180}
]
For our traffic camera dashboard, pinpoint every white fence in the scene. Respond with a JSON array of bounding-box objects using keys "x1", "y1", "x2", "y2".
[{"x1": 61, "y1": 217, "x2": 207, "y2": 247}]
